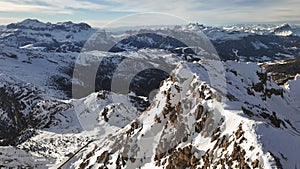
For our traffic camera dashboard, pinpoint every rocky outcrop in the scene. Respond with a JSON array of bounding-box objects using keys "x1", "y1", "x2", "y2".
[
  {"x1": 261, "y1": 57, "x2": 300, "y2": 85},
  {"x1": 64, "y1": 60, "x2": 300, "y2": 169},
  {"x1": 0, "y1": 81, "x2": 71, "y2": 145}
]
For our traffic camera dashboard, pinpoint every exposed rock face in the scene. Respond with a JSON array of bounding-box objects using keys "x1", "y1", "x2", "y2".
[
  {"x1": 65, "y1": 60, "x2": 300, "y2": 169},
  {"x1": 0, "y1": 81, "x2": 71, "y2": 145},
  {"x1": 261, "y1": 57, "x2": 300, "y2": 85},
  {"x1": 273, "y1": 24, "x2": 293, "y2": 36}
]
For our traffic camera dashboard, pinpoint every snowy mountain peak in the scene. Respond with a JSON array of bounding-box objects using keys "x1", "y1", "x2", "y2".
[
  {"x1": 0, "y1": 19, "x2": 96, "y2": 52},
  {"x1": 63, "y1": 60, "x2": 300, "y2": 169},
  {"x1": 9, "y1": 19, "x2": 47, "y2": 29},
  {"x1": 55, "y1": 21, "x2": 92, "y2": 31},
  {"x1": 273, "y1": 23, "x2": 293, "y2": 36},
  {"x1": 6, "y1": 19, "x2": 92, "y2": 31},
  {"x1": 186, "y1": 23, "x2": 206, "y2": 30},
  {"x1": 275, "y1": 23, "x2": 292, "y2": 30}
]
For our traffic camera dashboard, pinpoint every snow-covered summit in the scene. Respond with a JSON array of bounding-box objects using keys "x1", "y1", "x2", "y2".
[
  {"x1": 63, "y1": 59, "x2": 300, "y2": 169},
  {"x1": 7, "y1": 19, "x2": 47, "y2": 29},
  {"x1": 273, "y1": 23, "x2": 293, "y2": 36},
  {"x1": 6, "y1": 19, "x2": 92, "y2": 31},
  {"x1": 0, "y1": 19, "x2": 96, "y2": 52},
  {"x1": 179, "y1": 22, "x2": 298, "y2": 39}
]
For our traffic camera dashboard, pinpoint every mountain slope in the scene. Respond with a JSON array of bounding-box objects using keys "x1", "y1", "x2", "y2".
[{"x1": 64, "y1": 60, "x2": 300, "y2": 169}]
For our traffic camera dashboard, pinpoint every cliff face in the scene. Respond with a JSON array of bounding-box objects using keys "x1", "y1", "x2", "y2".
[{"x1": 261, "y1": 57, "x2": 300, "y2": 85}]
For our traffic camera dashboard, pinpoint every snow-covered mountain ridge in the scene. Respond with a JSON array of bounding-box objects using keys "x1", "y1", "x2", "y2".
[
  {"x1": 192, "y1": 23, "x2": 300, "y2": 61},
  {"x1": 64, "y1": 60, "x2": 300, "y2": 169},
  {"x1": 0, "y1": 19, "x2": 300, "y2": 168},
  {"x1": 1, "y1": 19, "x2": 300, "y2": 61},
  {"x1": 0, "y1": 19, "x2": 96, "y2": 52},
  {"x1": 1, "y1": 51, "x2": 300, "y2": 168}
]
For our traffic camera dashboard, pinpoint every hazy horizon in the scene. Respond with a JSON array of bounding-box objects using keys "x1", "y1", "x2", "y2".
[{"x1": 0, "y1": 17, "x2": 299, "y2": 30}]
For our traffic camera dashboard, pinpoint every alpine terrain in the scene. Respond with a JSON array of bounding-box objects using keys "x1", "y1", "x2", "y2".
[{"x1": 0, "y1": 19, "x2": 300, "y2": 169}]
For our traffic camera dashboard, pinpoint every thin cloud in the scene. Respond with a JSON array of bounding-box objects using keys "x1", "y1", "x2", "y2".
[
  {"x1": 0, "y1": 0, "x2": 106, "y2": 13},
  {"x1": 0, "y1": 17, "x2": 23, "y2": 25},
  {"x1": 0, "y1": 1, "x2": 72, "y2": 14},
  {"x1": 36, "y1": 0, "x2": 107, "y2": 10},
  {"x1": 0, "y1": 0, "x2": 299, "y2": 26},
  {"x1": 85, "y1": 0, "x2": 300, "y2": 25},
  {"x1": 86, "y1": 12, "x2": 189, "y2": 28}
]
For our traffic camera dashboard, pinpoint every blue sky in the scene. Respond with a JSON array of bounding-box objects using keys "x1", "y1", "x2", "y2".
[{"x1": 0, "y1": 0, "x2": 299, "y2": 27}]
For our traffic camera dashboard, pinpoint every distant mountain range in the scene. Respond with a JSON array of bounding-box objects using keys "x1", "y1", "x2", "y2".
[{"x1": 1, "y1": 19, "x2": 300, "y2": 61}]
